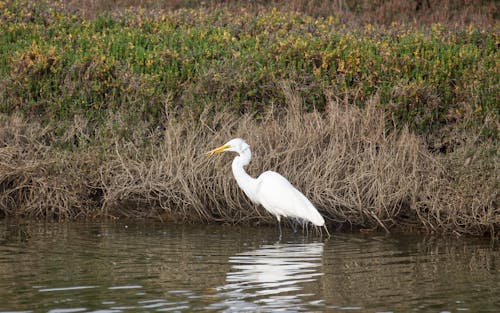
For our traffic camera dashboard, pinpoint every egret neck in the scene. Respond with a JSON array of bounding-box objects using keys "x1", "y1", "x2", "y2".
[{"x1": 231, "y1": 148, "x2": 260, "y2": 204}]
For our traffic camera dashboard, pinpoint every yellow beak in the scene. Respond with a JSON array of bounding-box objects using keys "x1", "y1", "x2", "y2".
[{"x1": 206, "y1": 144, "x2": 230, "y2": 156}]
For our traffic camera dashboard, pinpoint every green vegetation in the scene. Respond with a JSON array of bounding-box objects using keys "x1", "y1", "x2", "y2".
[
  {"x1": 1, "y1": 0, "x2": 498, "y2": 136},
  {"x1": 0, "y1": 0, "x2": 498, "y2": 237}
]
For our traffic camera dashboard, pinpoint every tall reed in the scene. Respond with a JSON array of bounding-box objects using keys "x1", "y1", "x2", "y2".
[{"x1": 3, "y1": 84, "x2": 495, "y2": 236}]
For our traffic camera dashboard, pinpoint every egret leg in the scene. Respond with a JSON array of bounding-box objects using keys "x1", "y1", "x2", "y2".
[
  {"x1": 323, "y1": 225, "x2": 331, "y2": 238},
  {"x1": 290, "y1": 220, "x2": 297, "y2": 234},
  {"x1": 277, "y1": 220, "x2": 282, "y2": 240}
]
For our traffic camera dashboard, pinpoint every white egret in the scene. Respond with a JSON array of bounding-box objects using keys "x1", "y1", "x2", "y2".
[{"x1": 207, "y1": 138, "x2": 330, "y2": 238}]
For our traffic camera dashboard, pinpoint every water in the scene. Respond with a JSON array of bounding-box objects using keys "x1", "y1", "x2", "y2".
[{"x1": 0, "y1": 221, "x2": 498, "y2": 313}]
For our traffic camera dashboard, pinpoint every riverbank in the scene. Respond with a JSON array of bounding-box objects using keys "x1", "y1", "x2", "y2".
[
  {"x1": 0, "y1": 0, "x2": 498, "y2": 237},
  {"x1": 1, "y1": 89, "x2": 498, "y2": 236}
]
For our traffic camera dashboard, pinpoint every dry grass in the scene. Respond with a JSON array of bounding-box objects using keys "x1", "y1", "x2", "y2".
[
  {"x1": 0, "y1": 115, "x2": 99, "y2": 219},
  {"x1": 0, "y1": 84, "x2": 497, "y2": 236}
]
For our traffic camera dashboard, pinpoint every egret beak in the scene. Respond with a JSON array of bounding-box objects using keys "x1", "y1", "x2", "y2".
[{"x1": 206, "y1": 144, "x2": 230, "y2": 156}]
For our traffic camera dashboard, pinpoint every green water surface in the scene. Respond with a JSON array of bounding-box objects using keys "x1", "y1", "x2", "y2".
[{"x1": 0, "y1": 221, "x2": 498, "y2": 312}]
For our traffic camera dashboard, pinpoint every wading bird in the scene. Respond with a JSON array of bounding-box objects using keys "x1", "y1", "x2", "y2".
[{"x1": 206, "y1": 138, "x2": 330, "y2": 238}]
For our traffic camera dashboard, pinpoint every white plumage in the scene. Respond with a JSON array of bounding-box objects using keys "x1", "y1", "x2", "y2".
[
  {"x1": 255, "y1": 171, "x2": 325, "y2": 226},
  {"x1": 207, "y1": 138, "x2": 329, "y2": 237}
]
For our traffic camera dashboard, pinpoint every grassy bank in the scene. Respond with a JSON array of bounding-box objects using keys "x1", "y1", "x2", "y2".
[
  {"x1": 0, "y1": 0, "x2": 498, "y2": 236},
  {"x1": 1, "y1": 87, "x2": 498, "y2": 236},
  {"x1": 1, "y1": 1, "x2": 498, "y2": 138},
  {"x1": 99, "y1": 89, "x2": 500, "y2": 237}
]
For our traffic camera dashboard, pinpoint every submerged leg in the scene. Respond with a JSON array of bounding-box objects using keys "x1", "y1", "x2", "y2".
[
  {"x1": 323, "y1": 225, "x2": 331, "y2": 238},
  {"x1": 277, "y1": 217, "x2": 282, "y2": 240},
  {"x1": 290, "y1": 220, "x2": 297, "y2": 234}
]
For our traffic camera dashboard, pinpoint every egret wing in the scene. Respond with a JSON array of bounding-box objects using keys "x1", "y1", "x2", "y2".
[{"x1": 255, "y1": 171, "x2": 325, "y2": 226}]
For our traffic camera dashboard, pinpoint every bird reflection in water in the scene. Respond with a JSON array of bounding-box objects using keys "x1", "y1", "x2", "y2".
[{"x1": 208, "y1": 242, "x2": 324, "y2": 312}]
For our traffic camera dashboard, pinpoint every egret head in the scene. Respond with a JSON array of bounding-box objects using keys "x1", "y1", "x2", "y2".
[{"x1": 206, "y1": 138, "x2": 250, "y2": 156}]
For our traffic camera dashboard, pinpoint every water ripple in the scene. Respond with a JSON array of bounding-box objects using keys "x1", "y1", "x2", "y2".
[
  {"x1": 39, "y1": 286, "x2": 98, "y2": 292},
  {"x1": 0, "y1": 222, "x2": 498, "y2": 313}
]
